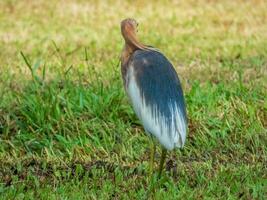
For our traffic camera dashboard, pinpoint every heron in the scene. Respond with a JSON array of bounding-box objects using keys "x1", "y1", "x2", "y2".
[{"x1": 120, "y1": 18, "x2": 187, "y2": 178}]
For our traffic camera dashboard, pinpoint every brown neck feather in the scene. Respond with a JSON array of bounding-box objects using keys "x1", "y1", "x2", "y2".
[{"x1": 121, "y1": 25, "x2": 146, "y2": 66}]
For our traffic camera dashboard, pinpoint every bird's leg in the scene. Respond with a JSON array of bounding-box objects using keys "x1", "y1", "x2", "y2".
[
  {"x1": 149, "y1": 139, "x2": 156, "y2": 179},
  {"x1": 158, "y1": 147, "x2": 167, "y2": 178},
  {"x1": 147, "y1": 139, "x2": 156, "y2": 198}
]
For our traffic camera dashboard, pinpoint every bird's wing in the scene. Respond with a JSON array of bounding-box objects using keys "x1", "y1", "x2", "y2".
[{"x1": 126, "y1": 50, "x2": 187, "y2": 150}]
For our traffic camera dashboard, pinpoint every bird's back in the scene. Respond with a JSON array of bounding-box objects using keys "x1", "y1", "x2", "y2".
[{"x1": 125, "y1": 50, "x2": 187, "y2": 150}]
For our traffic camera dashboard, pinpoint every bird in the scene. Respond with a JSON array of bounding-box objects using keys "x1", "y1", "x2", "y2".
[{"x1": 120, "y1": 18, "x2": 187, "y2": 178}]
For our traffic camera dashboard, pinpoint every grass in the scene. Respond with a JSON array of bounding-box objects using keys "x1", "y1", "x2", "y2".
[{"x1": 0, "y1": 0, "x2": 267, "y2": 199}]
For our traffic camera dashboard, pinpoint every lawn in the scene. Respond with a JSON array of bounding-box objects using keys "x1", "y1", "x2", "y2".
[{"x1": 0, "y1": 0, "x2": 266, "y2": 199}]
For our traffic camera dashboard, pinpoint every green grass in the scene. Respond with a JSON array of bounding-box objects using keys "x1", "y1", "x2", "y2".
[{"x1": 0, "y1": 0, "x2": 267, "y2": 199}]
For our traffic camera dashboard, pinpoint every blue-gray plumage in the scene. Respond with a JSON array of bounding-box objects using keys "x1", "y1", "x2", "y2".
[
  {"x1": 126, "y1": 50, "x2": 187, "y2": 150},
  {"x1": 120, "y1": 18, "x2": 187, "y2": 178},
  {"x1": 130, "y1": 49, "x2": 186, "y2": 140}
]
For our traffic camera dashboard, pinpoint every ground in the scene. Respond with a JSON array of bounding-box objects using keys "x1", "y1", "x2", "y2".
[{"x1": 0, "y1": 0, "x2": 266, "y2": 199}]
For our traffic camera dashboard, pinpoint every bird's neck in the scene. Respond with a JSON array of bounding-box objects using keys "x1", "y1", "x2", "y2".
[
  {"x1": 120, "y1": 28, "x2": 147, "y2": 66},
  {"x1": 121, "y1": 44, "x2": 135, "y2": 66}
]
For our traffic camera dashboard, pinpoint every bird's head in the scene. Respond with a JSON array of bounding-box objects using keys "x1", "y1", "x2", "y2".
[
  {"x1": 120, "y1": 18, "x2": 155, "y2": 66},
  {"x1": 120, "y1": 18, "x2": 146, "y2": 52},
  {"x1": 121, "y1": 18, "x2": 139, "y2": 37}
]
